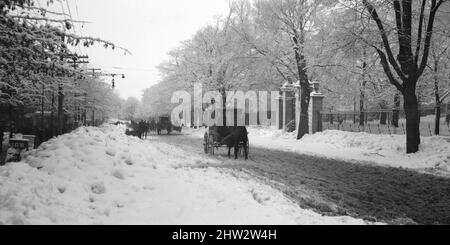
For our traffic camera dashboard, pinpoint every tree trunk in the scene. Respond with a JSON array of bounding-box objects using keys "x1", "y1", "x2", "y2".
[
  {"x1": 83, "y1": 93, "x2": 88, "y2": 126},
  {"x1": 403, "y1": 89, "x2": 421, "y2": 153},
  {"x1": 359, "y1": 78, "x2": 367, "y2": 126},
  {"x1": 360, "y1": 51, "x2": 368, "y2": 127},
  {"x1": 221, "y1": 89, "x2": 227, "y2": 127},
  {"x1": 297, "y1": 84, "x2": 310, "y2": 139},
  {"x1": 360, "y1": 94, "x2": 365, "y2": 126},
  {"x1": 362, "y1": 0, "x2": 444, "y2": 154},
  {"x1": 379, "y1": 100, "x2": 388, "y2": 125},
  {"x1": 434, "y1": 61, "x2": 440, "y2": 135},
  {"x1": 435, "y1": 103, "x2": 441, "y2": 136},
  {"x1": 58, "y1": 84, "x2": 64, "y2": 135},
  {"x1": 392, "y1": 93, "x2": 401, "y2": 127},
  {"x1": 293, "y1": 32, "x2": 310, "y2": 140},
  {"x1": 8, "y1": 95, "x2": 13, "y2": 139},
  {"x1": 380, "y1": 112, "x2": 387, "y2": 125},
  {"x1": 92, "y1": 109, "x2": 95, "y2": 127},
  {"x1": 50, "y1": 94, "x2": 55, "y2": 138}
]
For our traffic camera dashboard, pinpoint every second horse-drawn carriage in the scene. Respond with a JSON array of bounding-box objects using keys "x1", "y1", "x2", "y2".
[
  {"x1": 203, "y1": 125, "x2": 249, "y2": 160},
  {"x1": 156, "y1": 116, "x2": 182, "y2": 135}
]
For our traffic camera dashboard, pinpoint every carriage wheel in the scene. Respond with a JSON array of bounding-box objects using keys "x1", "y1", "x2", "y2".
[
  {"x1": 203, "y1": 133, "x2": 209, "y2": 154},
  {"x1": 238, "y1": 141, "x2": 249, "y2": 159},
  {"x1": 239, "y1": 141, "x2": 250, "y2": 156},
  {"x1": 208, "y1": 135, "x2": 215, "y2": 155}
]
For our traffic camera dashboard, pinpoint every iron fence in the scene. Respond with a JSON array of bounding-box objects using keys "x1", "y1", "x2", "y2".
[{"x1": 320, "y1": 104, "x2": 450, "y2": 137}]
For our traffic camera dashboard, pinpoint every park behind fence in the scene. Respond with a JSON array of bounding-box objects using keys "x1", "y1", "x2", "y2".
[{"x1": 320, "y1": 104, "x2": 450, "y2": 137}]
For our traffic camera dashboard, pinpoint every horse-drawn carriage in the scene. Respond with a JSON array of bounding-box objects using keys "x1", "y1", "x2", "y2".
[
  {"x1": 156, "y1": 116, "x2": 182, "y2": 135},
  {"x1": 203, "y1": 126, "x2": 249, "y2": 160}
]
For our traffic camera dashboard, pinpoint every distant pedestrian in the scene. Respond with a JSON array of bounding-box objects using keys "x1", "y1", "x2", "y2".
[
  {"x1": 446, "y1": 114, "x2": 450, "y2": 127},
  {"x1": 138, "y1": 120, "x2": 146, "y2": 139},
  {"x1": 150, "y1": 119, "x2": 156, "y2": 132}
]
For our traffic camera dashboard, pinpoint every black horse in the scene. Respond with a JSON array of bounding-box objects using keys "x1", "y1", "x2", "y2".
[
  {"x1": 218, "y1": 126, "x2": 249, "y2": 160},
  {"x1": 126, "y1": 120, "x2": 146, "y2": 139},
  {"x1": 137, "y1": 120, "x2": 147, "y2": 139},
  {"x1": 149, "y1": 119, "x2": 156, "y2": 132}
]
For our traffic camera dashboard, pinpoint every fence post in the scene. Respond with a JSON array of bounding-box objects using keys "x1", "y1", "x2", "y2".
[{"x1": 317, "y1": 111, "x2": 323, "y2": 132}]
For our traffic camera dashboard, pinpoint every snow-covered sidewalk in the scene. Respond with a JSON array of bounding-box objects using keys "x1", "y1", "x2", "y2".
[
  {"x1": 185, "y1": 127, "x2": 450, "y2": 176},
  {"x1": 0, "y1": 125, "x2": 371, "y2": 225}
]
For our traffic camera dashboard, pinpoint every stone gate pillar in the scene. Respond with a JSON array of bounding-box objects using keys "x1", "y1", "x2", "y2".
[
  {"x1": 308, "y1": 81, "x2": 325, "y2": 134},
  {"x1": 279, "y1": 80, "x2": 325, "y2": 134},
  {"x1": 280, "y1": 82, "x2": 296, "y2": 131}
]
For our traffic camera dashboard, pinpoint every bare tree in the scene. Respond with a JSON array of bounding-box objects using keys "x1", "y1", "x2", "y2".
[
  {"x1": 359, "y1": 0, "x2": 448, "y2": 153},
  {"x1": 234, "y1": 0, "x2": 331, "y2": 139}
]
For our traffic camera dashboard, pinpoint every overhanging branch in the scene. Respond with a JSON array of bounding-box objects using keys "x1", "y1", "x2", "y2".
[{"x1": 362, "y1": 0, "x2": 407, "y2": 81}]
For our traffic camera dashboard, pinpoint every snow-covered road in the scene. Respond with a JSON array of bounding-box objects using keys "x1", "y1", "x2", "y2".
[
  {"x1": 183, "y1": 127, "x2": 450, "y2": 176},
  {"x1": 152, "y1": 129, "x2": 450, "y2": 225},
  {"x1": 0, "y1": 125, "x2": 372, "y2": 225}
]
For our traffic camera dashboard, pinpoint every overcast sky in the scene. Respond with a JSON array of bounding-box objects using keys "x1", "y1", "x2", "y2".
[{"x1": 57, "y1": 0, "x2": 230, "y2": 100}]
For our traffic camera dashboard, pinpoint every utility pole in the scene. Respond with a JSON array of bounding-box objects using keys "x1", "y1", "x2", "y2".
[
  {"x1": 86, "y1": 68, "x2": 126, "y2": 125},
  {"x1": 90, "y1": 68, "x2": 102, "y2": 77},
  {"x1": 87, "y1": 69, "x2": 126, "y2": 125},
  {"x1": 89, "y1": 68, "x2": 103, "y2": 126},
  {"x1": 60, "y1": 54, "x2": 89, "y2": 135}
]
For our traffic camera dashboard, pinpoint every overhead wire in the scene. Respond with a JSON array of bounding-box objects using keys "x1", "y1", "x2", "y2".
[
  {"x1": 72, "y1": 0, "x2": 89, "y2": 55},
  {"x1": 63, "y1": 0, "x2": 84, "y2": 56}
]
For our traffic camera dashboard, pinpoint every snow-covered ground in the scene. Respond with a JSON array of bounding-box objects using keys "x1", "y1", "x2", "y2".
[
  {"x1": 0, "y1": 125, "x2": 372, "y2": 225},
  {"x1": 186, "y1": 127, "x2": 450, "y2": 176}
]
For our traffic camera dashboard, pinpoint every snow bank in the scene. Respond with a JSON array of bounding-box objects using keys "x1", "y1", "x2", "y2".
[
  {"x1": 248, "y1": 127, "x2": 450, "y2": 175},
  {"x1": 301, "y1": 131, "x2": 450, "y2": 171},
  {"x1": 0, "y1": 125, "x2": 370, "y2": 225}
]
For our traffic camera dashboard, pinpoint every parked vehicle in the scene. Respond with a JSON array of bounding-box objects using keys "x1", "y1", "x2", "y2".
[
  {"x1": 203, "y1": 126, "x2": 249, "y2": 160},
  {"x1": 5, "y1": 135, "x2": 34, "y2": 163},
  {"x1": 156, "y1": 117, "x2": 182, "y2": 135}
]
